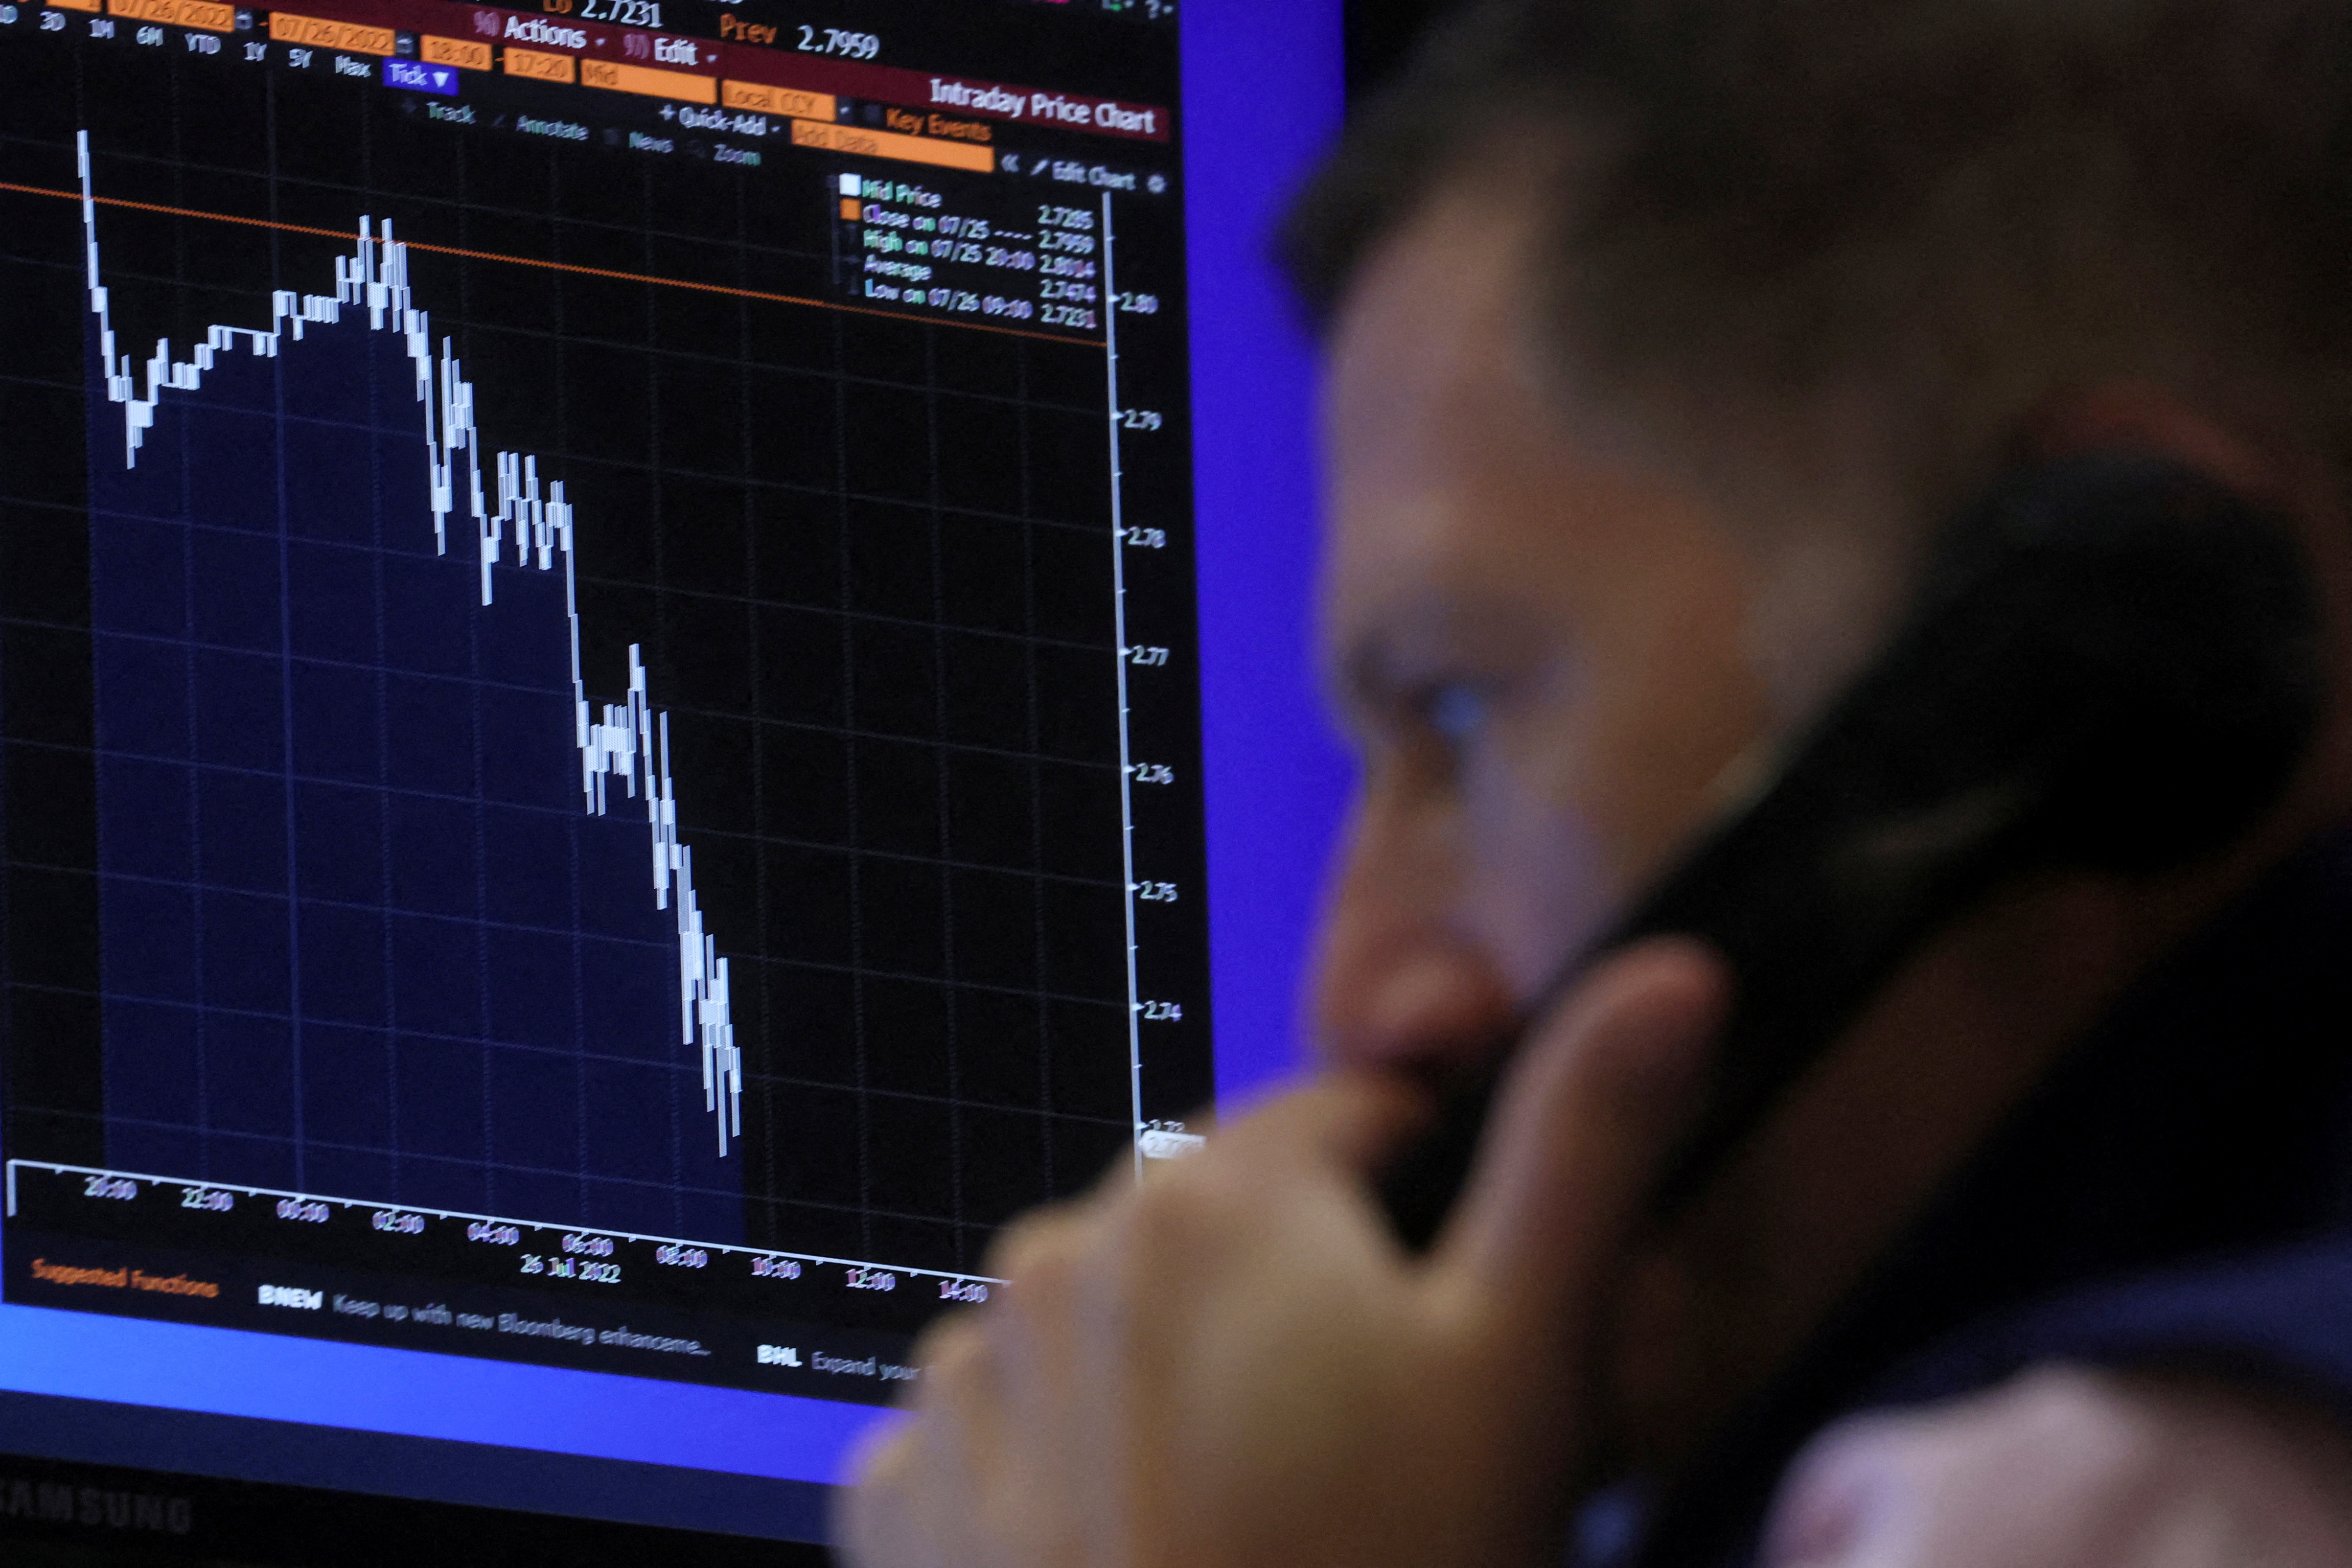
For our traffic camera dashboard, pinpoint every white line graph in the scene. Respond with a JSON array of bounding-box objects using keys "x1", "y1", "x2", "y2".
[{"x1": 76, "y1": 129, "x2": 744, "y2": 1155}]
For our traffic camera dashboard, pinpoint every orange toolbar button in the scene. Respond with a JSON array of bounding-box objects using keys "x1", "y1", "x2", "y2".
[
  {"x1": 268, "y1": 11, "x2": 396, "y2": 53},
  {"x1": 720, "y1": 81, "x2": 836, "y2": 121},
  {"x1": 421, "y1": 34, "x2": 492, "y2": 70},
  {"x1": 48, "y1": 0, "x2": 103, "y2": 15},
  {"x1": 579, "y1": 57, "x2": 716, "y2": 104},
  {"x1": 107, "y1": 0, "x2": 235, "y2": 29},
  {"x1": 503, "y1": 45, "x2": 576, "y2": 83},
  {"x1": 790, "y1": 118, "x2": 993, "y2": 175}
]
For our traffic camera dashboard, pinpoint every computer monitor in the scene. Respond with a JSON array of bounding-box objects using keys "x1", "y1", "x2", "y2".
[{"x1": 0, "y1": 0, "x2": 1347, "y2": 1553}]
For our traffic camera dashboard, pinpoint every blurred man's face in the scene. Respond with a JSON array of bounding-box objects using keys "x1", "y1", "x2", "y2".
[
  {"x1": 1312, "y1": 169, "x2": 2329, "y2": 1463},
  {"x1": 1314, "y1": 181, "x2": 1792, "y2": 1077}
]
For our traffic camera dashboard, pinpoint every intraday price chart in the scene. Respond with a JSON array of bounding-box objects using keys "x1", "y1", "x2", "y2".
[{"x1": 0, "y1": 0, "x2": 1209, "y2": 1403}]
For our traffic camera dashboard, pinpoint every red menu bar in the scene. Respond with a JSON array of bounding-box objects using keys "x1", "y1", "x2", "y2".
[{"x1": 262, "y1": 0, "x2": 1174, "y2": 142}]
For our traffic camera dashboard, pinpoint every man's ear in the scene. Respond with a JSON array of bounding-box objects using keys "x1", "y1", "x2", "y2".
[{"x1": 2018, "y1": 381, "x2": 2284, "y2": 508}]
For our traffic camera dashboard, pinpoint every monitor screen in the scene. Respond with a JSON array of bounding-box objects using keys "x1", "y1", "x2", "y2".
[{"x1": 0, "y1": 0, "x2": 1345, "y2": 1549}]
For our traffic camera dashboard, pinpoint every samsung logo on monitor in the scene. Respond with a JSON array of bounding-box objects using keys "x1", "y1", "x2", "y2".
[{"x1": 0, "y1": 1475, "x2": 193, "y2": 1536}]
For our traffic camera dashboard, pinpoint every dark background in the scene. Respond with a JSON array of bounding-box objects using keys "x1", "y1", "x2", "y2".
[{"x1": 1347, "y1": 0, "x2": 1463, "y2": 100}]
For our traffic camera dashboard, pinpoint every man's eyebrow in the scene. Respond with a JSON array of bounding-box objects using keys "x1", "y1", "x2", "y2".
[
  {"x1": 1331, "y1": 592, "x2": 1540, "y2": 720},
  {"x1": 1330, "y1": 598, "x2": 1450, "y2": 719}
]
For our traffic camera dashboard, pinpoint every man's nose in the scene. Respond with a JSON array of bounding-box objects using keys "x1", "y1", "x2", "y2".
[{"x1": 1313, "y1": 810, "x2": 1519, "y2": 1081}]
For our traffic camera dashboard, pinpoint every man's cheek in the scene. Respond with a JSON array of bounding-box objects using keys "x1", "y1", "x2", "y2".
[{"x1": 1460, "y1": 757, "x2": 1613, "y2": 998}]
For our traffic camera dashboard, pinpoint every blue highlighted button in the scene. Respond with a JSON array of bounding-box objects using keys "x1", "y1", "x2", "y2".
[{"x1": 383, "y1": 58, "x2": 458, "y2": 95}]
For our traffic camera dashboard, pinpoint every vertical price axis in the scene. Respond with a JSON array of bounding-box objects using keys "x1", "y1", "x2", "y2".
[{"x1": 1103, "y1": 191, "x2": 1148, "y2": 1181}]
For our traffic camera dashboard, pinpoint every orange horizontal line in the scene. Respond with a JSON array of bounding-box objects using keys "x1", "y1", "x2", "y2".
[{"x1": 0, "y1": 180, "x2": 1100, "y2": 348}]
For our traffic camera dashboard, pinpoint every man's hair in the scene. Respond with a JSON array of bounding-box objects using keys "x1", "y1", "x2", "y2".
[{"x1": 1284, "y1": 0, "x2": 2352, "y2": 499}]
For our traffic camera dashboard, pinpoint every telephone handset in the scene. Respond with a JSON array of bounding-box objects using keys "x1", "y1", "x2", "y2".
[{"x1": 1378, "y1": 455, "x2": 2325, "y2": 1247}]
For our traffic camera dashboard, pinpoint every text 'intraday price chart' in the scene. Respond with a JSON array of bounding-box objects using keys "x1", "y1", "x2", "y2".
[{"x1": 0, "y1": 0, "x2": 1207, "y2": 1401}]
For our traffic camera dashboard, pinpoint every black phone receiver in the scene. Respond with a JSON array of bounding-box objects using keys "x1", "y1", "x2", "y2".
[{"x1": 1377, "y1": 453, "x2": 2325, "y2": 1248}]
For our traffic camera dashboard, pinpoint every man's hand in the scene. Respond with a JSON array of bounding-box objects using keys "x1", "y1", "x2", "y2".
[
  {"x1": 837, "y1": 941, "x2": 1726, "y2": 1568},
  {"x1": 1761, "y1": 1365, "x2": 2352, "y2": 1568}
]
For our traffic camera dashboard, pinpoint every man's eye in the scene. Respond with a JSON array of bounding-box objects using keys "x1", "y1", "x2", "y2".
[{"x1": 1420, "y1": 682, "x2": 1490, "y2": 749}]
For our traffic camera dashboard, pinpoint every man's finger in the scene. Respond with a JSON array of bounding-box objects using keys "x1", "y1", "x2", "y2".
[
  {"x1": 1208, "y1": 1069, "x2": 1433, "y2": 1178},
  {"x1": 840, "y1": 1317, "x2": 1003, "y2": 1563},
  {"x1": 1431, "y1": 938, "x2": 1729, "y2": 1337},
  {"x1": 839, "y1": 1413, "x2": 958, "y2": 1568}
]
